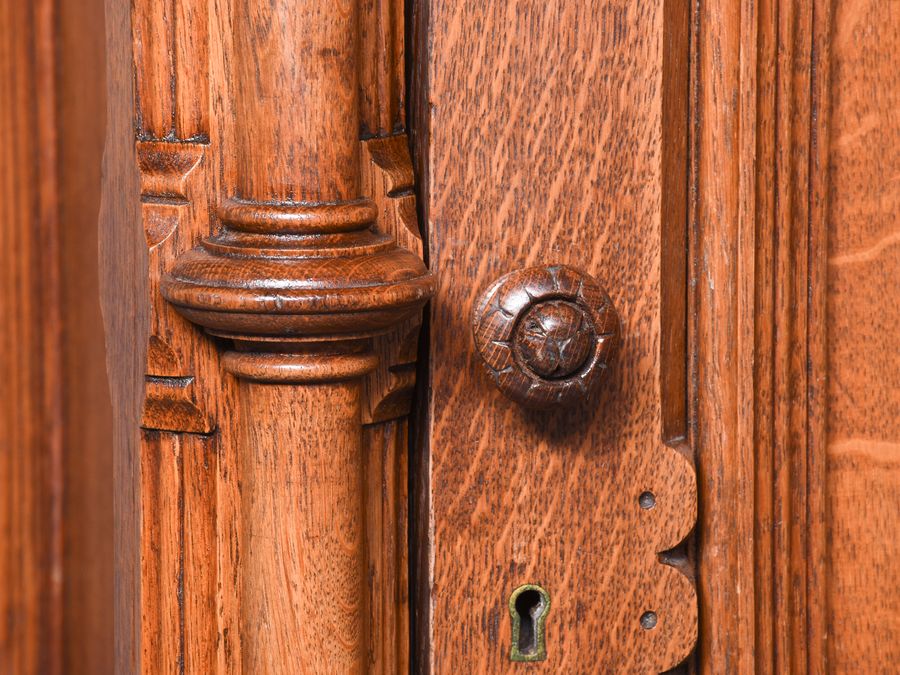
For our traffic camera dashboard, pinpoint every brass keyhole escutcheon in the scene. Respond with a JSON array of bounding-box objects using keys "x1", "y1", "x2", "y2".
[{"x1": 509, "y1": 584, "x2": 551, "y2": 662}]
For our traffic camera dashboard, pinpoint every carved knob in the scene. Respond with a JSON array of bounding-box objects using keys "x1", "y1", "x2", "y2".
[{"x1": 473, "y1": 265, "x2": 620, "y2": 409}]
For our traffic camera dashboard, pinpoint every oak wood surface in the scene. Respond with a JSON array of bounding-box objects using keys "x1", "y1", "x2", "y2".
[
  {"x1": 693, "y1": 0, "x2": 900, "y2": 673},
  {"x1": 660, "y1": 0, "x2": 690, "y2": 446},
  {"x1": 56, "y1": 0, "x2": 115, "y2": 670},
  {"x1": 0, "y1": 2, "x2": 63, "y2": 672},
  {"x1": 692, "y1": 2, "x2": 759, "y2": 664},
  {"x1": 825, "y1": 0, "x2": 900, "y2": 669},
  {"x1": 360, "y1": 132, "x2": 421, "y2": 675},
  {"x1": 104, "y1": 0, "x2": 430, "y2": 672},
  {"x1": 101, "y1": 0, "x2": 147, "y2": 668},
  {"x1": 236, "y1": 381, "x2": 368, "y2": 672},
  {"x1": 2, "y1": 1, "x2": 113, "y2": 671},
  {"x1": 91, "y1": 0, "x2": 900, "y2": 672},
  {"x1": 415, "y1": 1, "x2": 698, "y2": 672},
  {"x1": 691, "y1": 1, "x2": 832, "y2": 672}
]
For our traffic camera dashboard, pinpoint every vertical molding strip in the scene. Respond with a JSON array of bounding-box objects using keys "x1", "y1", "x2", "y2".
[
  {"x1": 806, "y1": 1, "x2": 833, "y2": 670},
  {"x1": 693, "y1": 0, "x2": 759, "y2": 668},
  {"x1": 692, "y1": 0, "x2": 831, "y2": 672}
]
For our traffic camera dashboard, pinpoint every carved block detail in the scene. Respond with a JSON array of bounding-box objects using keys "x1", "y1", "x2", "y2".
[
  {"x1": 137, "y1": 141, "x2": 204, "y2": 201},
  {"x1": 146, "y1": 335, "x2": 183, "y2": 378},
  {"x1": 360, "y1": 135, "x2": 426, "y2": 423},
  {"x1": 136, "y1": 140, "x2": 212, "y2": 430},
  {"x1": 141, "y1": 376, "x2": 213, "y2": 433},
  {"x1": 364, "y1": 325, "x2": 419, "y2": 424},
  {"x1": 137, "y1": 141, "x2": 204, "y2": 247},
  {"x1": 361, "y1": 135, "x2": 422, "y2": 252}
]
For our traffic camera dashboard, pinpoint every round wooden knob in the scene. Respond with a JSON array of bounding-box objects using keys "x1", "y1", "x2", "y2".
[{"x1": 472, "y1": 265, "x2": 620, "y2": 408}]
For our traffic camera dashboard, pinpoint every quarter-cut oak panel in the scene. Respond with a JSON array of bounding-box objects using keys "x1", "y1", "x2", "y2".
[
  {"x1": 416, "y1": 2, "x2": 697, "y2": 672},
  {"x1": 825, "y1": 0, "x2": 900, "y2": 669}
]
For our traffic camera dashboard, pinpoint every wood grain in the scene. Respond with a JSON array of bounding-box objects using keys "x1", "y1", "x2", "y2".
[
  {"x1": 692, "y1": 0, "x2": 900, "y2": 672},
  {"x1": 106, "y1": 0, "x2": 432, "y2": 671},
  {"x1": 825, "y1": 0, "x2": 900, "y2": 670},
  {"x1": 660, "y1": 0, "x2": 690, "y2": 445},
  {"x1": 56, "y1": 0, "x2": 115, "y2": 670},
  {"x1": 101, "y1": 0, "x2": 148, "y2": 671},
  {"x1": 364, "y1": 420, "x2": 411, "y2": 675},
  {"x1": 359, "y1": 0, "x2": 405, "y2": 137},
  {"x1": 236, "y1": 380, "x2": 368, "y2": 672},
  {"x1": 3, "y1": 0, "x2": 112, "y2": 671},
  {"x1": 132, "y1": 0, "x2": 209, "y2": 140},
  {"x1": 127, "y1": 2, "x2": 218, "y2": 673},
  {"x1": 415, "y1": 1, "x2": 697, "y2": 671},
  {"x1": 360, "y1": 135, "x2": 422, "y2": 674},
  {"x1": 0, "y1": 1, "x2": 63, "y2": 672},
  {"x1": 691, "y1": 0, "x2": 832, "y2": 672},
  {"x1": 230, "y1": 0, "x2": 357, "y2": 200},
  {"x1": 692, "y1": 2, "x2": 758, "y2": 668},
  {"x1": 355, "y1": 8, "x2": 421, "y2": 671},
  {"x1": 96, "y1": 0, "x2": 900, "y2": 671}
]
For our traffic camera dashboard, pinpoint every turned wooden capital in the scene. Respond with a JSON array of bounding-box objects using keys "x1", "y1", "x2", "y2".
[
  {"x1": 159, "y1": 0, "x2": 434, "y2": 367},
  {"x1": 122, "y1": 0, "x2": 427, "y2": 670},
  {"x1": 161, "y1": 199, "x2": 433, "y2": 350}
]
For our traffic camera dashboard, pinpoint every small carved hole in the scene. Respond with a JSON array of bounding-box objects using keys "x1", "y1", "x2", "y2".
[
  {"x1": 509, "y1": 584, "x2": 550, "y2": 662},
  {"x1": 639, "y1": 491, "x2": 656, "y2": 510},
  {"x1": 640, "y1": 611, "x2": 658, "y2": 630}
]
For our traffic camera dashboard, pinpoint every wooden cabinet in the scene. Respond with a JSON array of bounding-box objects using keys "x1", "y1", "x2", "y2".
[{"x1": 0, "y1": 0, "x2": 897, "y2": 672}]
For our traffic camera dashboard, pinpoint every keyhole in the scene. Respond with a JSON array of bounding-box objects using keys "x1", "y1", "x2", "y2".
[
  {"x1": 509, "y1": 584, "x2": 551, "y2": 662},
  {"x1": 516, "y1": 590, "x2": 541, "y2": 652}
]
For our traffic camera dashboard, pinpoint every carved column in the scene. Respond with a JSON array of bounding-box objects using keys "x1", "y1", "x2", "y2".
[{"x1": 161, "y1": 0, "x2": 433, "y2": 670}]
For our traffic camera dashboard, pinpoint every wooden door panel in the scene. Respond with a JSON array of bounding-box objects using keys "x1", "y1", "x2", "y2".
[
  {"x1": 825, "y1": 0, "x2": 900, "y2": 668},
  {"x1": 413, "y1": 2, "x2": 698, "y2": 672}
]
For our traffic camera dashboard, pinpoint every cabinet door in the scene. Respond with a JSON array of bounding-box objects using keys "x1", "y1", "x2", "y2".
[
  {"x1": 412, "y1": 2, "x2": 697, "y2": 671},
  {"x1": 92, "y1": 1, "x2": 899, "y2": 675},
  {"x1": 11, "y1": 0, "x2": 899, "y2": 673},
  {"x1": 413, "y1": 1, "x2": 900, "y2": 671}
]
